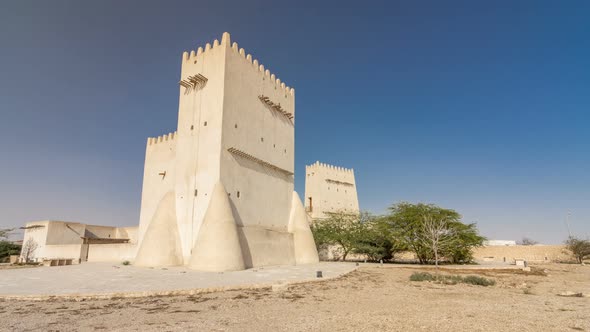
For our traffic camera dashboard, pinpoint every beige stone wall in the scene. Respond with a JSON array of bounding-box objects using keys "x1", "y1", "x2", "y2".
[
  {"x1": 21, "y1": 221, "x2": 50, "y2": 262},
  {"x1": 304, "y1": 162, "x2": 359, "y2": 220},
  {"x1": 135, "y1": 33, "x2": 316, "y2": 269},
  {"x1": 21, "y1": 221, "x2": 137, "y2": 263},
  {"x1": 41, "y1": 245, "x2": 84, "y2": 261},
  {"x1": 85, "y1": 225, "x2": 118, "y2": 239},
  {"x1": 320, "y1": 245, "x2": 573, "y2": 264},
  {"x1": 174, "y1": 39, "x2": 227, "y2": 262},
  {"x1": 137, "y1": 133, "x2": 177, "y2": 253},
  {"x1": 116, "y1": 227, "x2": 138, "y2": 243},
  {"x1": 86, "y1": 243, "x2": 136, "y2": 262},
  {"x1": 21, "y1": 221, "x2": 83, "y2": 261},
  {"x1": 473, "y1": 245, "x2": 571, "y2": 263},
  {"x1": 220, "y1": 36, "x2": 296, "y2": 266},
  {"x1": 46, "y1": 221, "x2": 85, "y2": 245}
]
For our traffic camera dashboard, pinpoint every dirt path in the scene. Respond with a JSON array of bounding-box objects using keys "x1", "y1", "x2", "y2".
[{"x1": 1, "y1": 264, "x2": 588, "y2": 331}]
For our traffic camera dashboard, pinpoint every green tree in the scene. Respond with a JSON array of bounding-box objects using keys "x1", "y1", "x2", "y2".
[
  {"x1": 382, "y1": 202, "x2": 484, "y2": 264},
  {"x1": 442, "y1": 222, "x2": 485, "y2": 264},
  {"x1": 0, "y1": 241, "x2": 21, "y2": 262},
  {"x1": 352, "y1": 216, "x2": 403, "y2": 261},
  {"x1": 311, "y1": 211, "x2": 369, "y2": 261},
  {"x1": 565, "y1": 236, "x2": 590, "y2": 264}
]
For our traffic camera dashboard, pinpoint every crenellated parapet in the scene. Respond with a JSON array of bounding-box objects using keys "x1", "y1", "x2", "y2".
[
  {"x1": 181, "y1": 32, "x2": 295, "y2": 99},
  {"x1": 306, "y1": 161, "x2": 356, "y2": 187},
  {"x1": 306, "y1": 161, "x2": 355, "y2": 174},
  {"x1": 181, "y1": 34, "x2": 226, "y2": 63},
  {"x1": 147, "y1": 131, "x2": 177, "y2": 146}
]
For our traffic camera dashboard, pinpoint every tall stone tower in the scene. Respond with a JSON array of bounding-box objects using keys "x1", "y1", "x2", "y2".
[
  {"x1": 134, "y1": 32, "x2": 318, "y2": 270},
  {"x1": 304, "y1": 161, "x2": 360, "y2": 220}
]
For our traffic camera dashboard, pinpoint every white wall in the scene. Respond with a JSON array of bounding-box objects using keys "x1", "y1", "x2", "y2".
[
  {"x1": 304, "y1": 162, "x2": 360, "y2": 219},
  {"x1": 137, "y1": 134, "x2": 176, "y2": 250},
  {"x1": 87, "y1": 243, "x2": 137, "y2": 262},
  {"x1": 21, "y1": 221, "x2": 50, "y2": 261},
  {"x1": 135, "y1": 33, "x2": 305, "y2": 268}
]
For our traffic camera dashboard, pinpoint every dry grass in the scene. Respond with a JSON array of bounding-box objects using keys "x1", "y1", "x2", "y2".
[{"x1": 0, "y1": 263, "x2": 588, "y2": 332}]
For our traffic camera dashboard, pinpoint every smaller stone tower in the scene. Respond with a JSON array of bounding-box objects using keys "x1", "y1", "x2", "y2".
[{"x1": 304, "y1": 161, "x2": 360, "y2": 220}]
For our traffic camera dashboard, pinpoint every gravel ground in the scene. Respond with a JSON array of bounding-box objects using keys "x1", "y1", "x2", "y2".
[{"x1": 1, "y1": 263, "x2": 588, "y2": 332}]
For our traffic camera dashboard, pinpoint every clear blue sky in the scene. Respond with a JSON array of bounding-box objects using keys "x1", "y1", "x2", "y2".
[{"x1": 1, "y1": 1, "x2": 588, "y2": 244}]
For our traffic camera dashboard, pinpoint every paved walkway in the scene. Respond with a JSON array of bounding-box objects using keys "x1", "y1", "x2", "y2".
[{"x1": 0, "y1": 262, "x2": 357, "y2": 299}]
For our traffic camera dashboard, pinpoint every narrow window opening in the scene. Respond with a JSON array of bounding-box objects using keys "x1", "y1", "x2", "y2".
[
  {"x1": 235, "y1": 124, "x2": 238, "y2": 128},
  {"x1": 237, "y1": 191, "x2": 240, "y2": 198},
  {"x1": 190, "y1": 125, "x2": 194, "y2": 130},
  {"x1": 203, "y1": 121, "x2": 207, "y2": 126},
  {"x1": 261, "y1": 137, "x2": 264, "y2": 142}
]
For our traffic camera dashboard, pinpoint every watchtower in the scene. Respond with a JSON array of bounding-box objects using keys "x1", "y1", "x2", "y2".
[
  {"x1": 135, "y1": 32, "x2": 317, "y2": 270},
  {"x1": 304, "y1": 161, "x2": 360, "y2": 220}
]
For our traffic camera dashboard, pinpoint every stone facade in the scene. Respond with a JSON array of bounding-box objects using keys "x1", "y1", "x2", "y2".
[
  {"x1": 304, "y1": 161, "x2": 359, "y2": 220},
  {"x1": 19, "y1": 221, "x2": 137, "y2": 263},
  {"x1": 472, "y1": 245, "x2": 571, "y2": 263},
  {"x1": 19, "y1": 32, "x2": 319, "y2": 271},
  {"x1": 135, "y1": 32, "x2": 318, "y2": 270}
]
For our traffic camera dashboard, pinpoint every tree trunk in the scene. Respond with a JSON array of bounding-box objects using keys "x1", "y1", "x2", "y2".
[{"x1": 434, "y1": 249, "x2": 439, "y2": 269}]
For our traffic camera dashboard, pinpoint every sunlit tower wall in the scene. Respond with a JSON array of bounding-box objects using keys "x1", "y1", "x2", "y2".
[
  {"x1": 304, "y1": 161, "x2": 360, "y2": 220},
  {"x1": 135, "y1": 33, "x2": 317, "y2": 269}
]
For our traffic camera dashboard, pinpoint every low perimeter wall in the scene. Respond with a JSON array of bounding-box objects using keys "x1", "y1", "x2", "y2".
[
  {"x1": 39, "y1": 245, "x2": 84, "y2": 262},
  {"x1": 472, "y1": 245, "x2": 571, "y2": 263},
  {"x1": 319, "y1": 245, "x2": 572, "y2": 264},
  {"x1": 86, "y1": 243, "x2": 137, "y2": 263}
]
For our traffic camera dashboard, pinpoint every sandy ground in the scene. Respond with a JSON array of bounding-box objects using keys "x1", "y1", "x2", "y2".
[
  {"x1": 1, "y1": 263, "x2": 588, "y2": 332},
  {"x1": 0, "y1": 262, "x2": 355, "y2": 297}
]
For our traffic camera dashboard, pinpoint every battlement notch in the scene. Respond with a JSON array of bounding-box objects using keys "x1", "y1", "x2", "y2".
[
  {"x1": 307, "y1": 161, "x2": 354, "y2": 174},
  {"x1": 148, "y1": 131, "x2": 177, "y2": 146}
]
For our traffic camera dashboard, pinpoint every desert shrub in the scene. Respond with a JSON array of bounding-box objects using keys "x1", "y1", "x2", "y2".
[
  {"x1": 122, "y1": 260, "x2": 131, "y2": 266},
  {"x1": 462, "y1": 275, "x2": 496, "y2": 286},
  {"x1": 409, "y1": 272, "x2": 435, "y2": 281},
  {"x1": 409, "y1": 272, "x2": 495, "y2": 286},
  {"x1": 440, "y1": 275, "x2": 463, "y2": 285},
  {"x1": 565, "y1": 237, "x2": 590, "y2": 264}
]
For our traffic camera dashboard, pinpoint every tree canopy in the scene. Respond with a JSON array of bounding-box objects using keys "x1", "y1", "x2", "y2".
[
  {"x1": 310, "y1": 203, "x2": 485, "y2": 264},
  {"x1": 378, "y1": 203, "x2": 484, "y2": 264},
  {"x1": 311, "y1": 211, "x2": 370, "y2": 261},
  {"x1": 565, "y1": 236, "x2": 590, "y2": 264}
]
